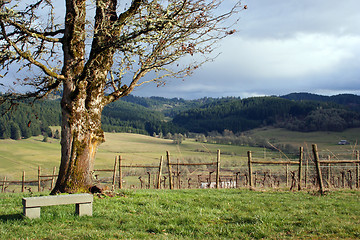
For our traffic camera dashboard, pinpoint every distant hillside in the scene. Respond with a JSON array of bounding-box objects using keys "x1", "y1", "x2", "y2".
[
  {"x1": 102, "y1": 100, "x2": 185, "y2": 135},
  {"x1": 0, "y1": 96, "x2": 186, "y2": 139},
  {"x1": 120, "y1": 95, "x2": 217, "y2": 117},
  {"x1": 172, "y1": 96, "x2": 360, "y2": 134},
  {"x1": 0, "y1": 99, "x2": 61, "y2": 139},
  {"x1": 2, "y1": 92, "x2": 360, "y2": 140},
  {"x1": 281, "y1": 93, "x2": 360, "y2": 112}
]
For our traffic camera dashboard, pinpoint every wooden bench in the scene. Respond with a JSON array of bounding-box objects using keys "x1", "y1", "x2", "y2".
[{"x1": 22, "y1": 193, "x2": 93, "y2": 219}]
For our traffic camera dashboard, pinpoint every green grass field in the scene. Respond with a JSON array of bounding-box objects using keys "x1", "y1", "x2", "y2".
[
  {"x1": 1, "y1": 130, "x2": 359, "y2": 239},
  {"x1": 0, "y1": 189, "x2": 359, "y2": 239}
]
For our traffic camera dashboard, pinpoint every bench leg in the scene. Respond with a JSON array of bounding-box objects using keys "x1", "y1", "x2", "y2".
[
  {"x1": 75, "y1": 202, "x2": 92, "y2": 216},
  {"x1": 23, "y1": 207, "x2": 41, "y2": 219}
]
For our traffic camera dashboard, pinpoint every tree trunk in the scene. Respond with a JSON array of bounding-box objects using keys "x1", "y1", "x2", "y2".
[
  {"x1": 51, "y1": 0, "x2": 139, "y2": 194},
  {"x1": 51, "y1": 83, "x2": 105, "y2": 194}
]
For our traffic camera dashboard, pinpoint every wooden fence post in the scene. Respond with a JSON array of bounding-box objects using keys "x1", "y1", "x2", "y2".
[
  {"x1": 112, "y1": 156, "x2": 118, "y2": 191},
  {"x1": 22, "y1": 171, "x2": 25, "y2": 192},
  {"x1": 118, "y1": 156, "x2": 123, "y2": 189},
  {"x1": 163, "y1": 176, "x2": 167, "y2": 188},
  {"x1": 147, "y1": 172, "x2": 151, "y2": 189},
  {"x1": 286, "y1": 164, "x2": 289, "y2": 187},
  {"x1": 38, "y1": 166, "x2": 41, "y2": 192},
  {"x1": 157, "y1": 156, "x2": 163, "y2": 189},
  {"x1": 298, "y1": 147, "x2": 303, "y2": 190},
  {"x1": 312, "y1": 144, "x2": 324, "y2": 194},
  {"x1": 254, "y1": 172, "x2": 257, "y2": 187},
  {"x1": 305, "y1": 157, "x2": 308, "y2": 188},
  {"x1": 176, "y1": 158, "x2": 180, "y2": 189},
  {"x1": 177, "y1": 171, "x2": 181, "y2": 189},
  {"x1": 236, "y1": 172, "x2": 240, "y2": 188},
  {"x1": 327, "y1": 155, "x2": 331, "y2": 188},
  {"x1": 247, "y1": 151, "x2": 253, "y2": 187},
  {"x1": 208, "y1": 171, "x2": 213, "y2": 187},
  {"x1": 51, "y1": 167, "x2": 56, "y2": 190},
  {"x1": 167, "y1": 151, "x2": 173, "y2": 190},
  {"x1": 2, "y1": 176, "x2": 6, "y2": 192},
  {"x1": 356, "y1": 151, "x2": 359, "y2": 189},
  {"x1": 216, "y1": 149, "x2": 220, "y2": 189}
]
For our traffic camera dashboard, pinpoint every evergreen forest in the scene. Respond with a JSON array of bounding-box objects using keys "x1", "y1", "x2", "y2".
[{"x1": 1, "y1": 92, "x2": 360, "y2": 141}]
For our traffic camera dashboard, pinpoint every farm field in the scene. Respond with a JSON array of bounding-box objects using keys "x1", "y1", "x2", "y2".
[
  {"x1": 0, "y1": 189, "x2": 359, "y2": 239},
  {"x1": 248, "y1": 127, "x2": 360, "y2": 153},
  {"x1": 1, "y1": 128, "x2": 360, "y2": 181},
  {"x1": 0, "y1": 133, "x2": 260, "y2": 181}
]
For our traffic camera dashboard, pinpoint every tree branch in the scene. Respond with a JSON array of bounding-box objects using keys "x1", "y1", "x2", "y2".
[
  {"x1": 117, "y1": 0, "x2": 143, "y2": 24},
  {"x1": 0, "y1": 21, "x2": 65, "y2": 80},
  {"x1": 3, "y1": 18, "x2": 63, "y2": 43}
]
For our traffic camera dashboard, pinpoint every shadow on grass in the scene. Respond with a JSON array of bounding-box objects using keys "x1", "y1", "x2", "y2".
[{"x1": 0, "y1": 213, "x2": 23, "y2": 222}]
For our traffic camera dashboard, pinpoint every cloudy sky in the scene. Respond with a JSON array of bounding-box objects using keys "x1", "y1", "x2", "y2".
[
  {"x1": 1, "y1": 0, "x2": 359, "y2": 100},
  {"x1": 133, "y1": 0, "x2": 360, "y2": 99}
]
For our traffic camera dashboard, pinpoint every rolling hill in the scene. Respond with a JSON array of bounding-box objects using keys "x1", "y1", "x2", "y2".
[{"x1": 1, "y1": 92, "x2": 360, "y2": 140}]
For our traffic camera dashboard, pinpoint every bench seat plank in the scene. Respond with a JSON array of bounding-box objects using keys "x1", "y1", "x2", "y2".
[
  {"x1": 22, "y1": 194, "x2": 93, "y2": 219},
  {"x1": 22, "y1": 193, "x2": 93, "y2": 207}
]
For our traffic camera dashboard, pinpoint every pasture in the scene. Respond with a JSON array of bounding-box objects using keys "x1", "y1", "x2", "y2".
[
  {"x1": 0, "y1": 132, "x2": 261, "y2": 181},
  {"x1": 248, "y1": 127, "x2": 360, "y2": 152},
  {"x1": 0, "y1": 128, "x2": 360, "y2": 189},
  {"x1": 1, "y1": 129, "x2": 360, "y2": 191}
]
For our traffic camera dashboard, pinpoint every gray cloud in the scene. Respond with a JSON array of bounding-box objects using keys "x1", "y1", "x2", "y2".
[
  {"x1": 2, "y1": 0, "x2": 359, "y2": 100},
  {"x1": 134, "y1": 0, "x2": 360, "y2": 99}
]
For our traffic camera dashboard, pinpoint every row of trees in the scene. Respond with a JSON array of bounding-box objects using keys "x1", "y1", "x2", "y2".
[
  {"x1": 192, "y1": 130, "x2": 299, "y2": 154},
  {"x1": 278, "y1": 108, "x2": 360, "y2": 132},
  {"x1": 0, "y1": 100, "x2": 61, "y2": 139},
  {"x1": 173, "y1": 96, "x2": 360, "y2": 133},
  {"x1": 2, "y1": 95, "x2": 360, "y2": 141},
  {"x1": 0, "y1": 97, "x2": 187, "y2": 140}
]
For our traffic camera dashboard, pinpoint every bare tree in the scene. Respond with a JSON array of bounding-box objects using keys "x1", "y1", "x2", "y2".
[{"x1": 0, "y1": 0, "x2": 245, "y2": 193}]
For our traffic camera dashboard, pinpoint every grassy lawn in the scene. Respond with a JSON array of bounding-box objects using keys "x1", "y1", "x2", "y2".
[{"x1": 0, "y1": 189, "x2": 359, "y2": 239}]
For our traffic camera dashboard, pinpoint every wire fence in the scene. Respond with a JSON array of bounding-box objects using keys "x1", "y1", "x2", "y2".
[{"x1": 1, "y1": 145, "x2": 359, "y2": 193}]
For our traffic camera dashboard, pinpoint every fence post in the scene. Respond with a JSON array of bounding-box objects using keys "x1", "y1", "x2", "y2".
[
  {"x1": 305, "y1": 157, "x2": 308, "y2": 188},
  {"x1": 356, "y1": 151, "x2": 359, "y2": 189},
  {"x1": 254, "y1": 172, "x2": 257, "y2": 187},
  {"x1": 112, "y1": 156, "x2": 118, "y2": 191},
  {"x1": 51, "y1": 167, "x2": 56, "y2": 190},
  {"x1": 176, "y1": 158, "x2": 180, "y2": 189},
  {"x1": 167, "y1": 151, "x2": 173, "y2": 190},
  {"x1": 236, "y1": 172, "x2": 240, "y2": 188},
  {"x1": 147, "y1": 172, "x2": 151, "y2": 189},
  {"x1": 286, "y1": 164, "x2": 289, "y2": 187},
  {"x1": 312, "y1": 144, "x2": 324, "y2": 194},
  {"x1": 298, "y1": 147, "x2": 303, "y2": 190},
  {"x1": 327, "y1": 155, "x2": 331, "y2": 188},
  {"x1": 2, "y1": 176, "x2": 6, "y2": 192},
  {"x1": 157, "y1": 156, "x2": 163, "y2": 189},
  {"x1": 118, "y1": 156, "x2": 123, "y2": 189},
  {"x1": 341, "y1": 171, "x2": 345, "y2": 188},
  {"x1": 216, "y1": 149, "x2": 221, "y2": 189},
  {"x1": 38, "y1": 166, "x2": 41, "y2": 192},
  {"x1": 247, "y1": 151, "x2": 253, "y2": 187},
  {"x1": 22, "y1": 171, "x2": 25, "y2": 192}
]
